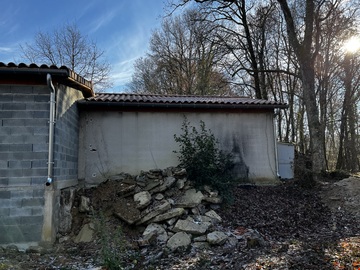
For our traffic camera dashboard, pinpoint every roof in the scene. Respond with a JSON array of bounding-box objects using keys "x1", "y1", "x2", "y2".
[
  {"x1": 0, "y1": 62, "x2": 94, "y2": 98},
  {"x1": 78, "y1": 93, "x2": 288, "y2": 110}
]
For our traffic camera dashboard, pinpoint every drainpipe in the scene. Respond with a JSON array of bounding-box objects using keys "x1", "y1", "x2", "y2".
[
  {"x1": 46, "y1": 74, "x2": 56, "y2": 186},
  {"x1": 273, "y1": 109, "x2": 280, "y2": 179}
]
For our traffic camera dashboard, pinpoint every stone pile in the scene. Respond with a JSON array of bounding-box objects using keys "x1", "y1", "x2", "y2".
[{"x1": 75, "y1": 167, "x2": 266, "y2": 253}]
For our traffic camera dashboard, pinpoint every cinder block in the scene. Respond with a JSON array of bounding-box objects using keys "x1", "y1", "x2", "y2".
[
  {"x1": 10, "y1": 126, "x2": 34, "y2": 135},
  {"x1": 26, "y1": 103, "x2": 49, "y2": 111},
  {"x1": 21, "y1": 215, "x2": 43, "y2": 225},
  {"x1": 0, "y1": 216, "x2": 22, "y2": 226},
  {"x1": 0, "y1": 94, "x2": 13, "y2": 102},
  {"x1": 21, "y1": 198, "x2": 44, "y2": 208},
  {"x1": 0, "y1": 208, "x2": 10, "y2": 217},
  {"x1": 0, "y1": 199, "x2": 22, "y2": 208},
  {"x1": 7, "y1": 177, "x2": 32, "y2": 186},
  {"x1": 32, "y1": 189, "x2": 44, "y2": 197},
  {"x1": 11, "y1": 189, "x2": 34, "y2": 198},
  {"x1": 0, "y1": 144, "x2": 10, "y2": 152},
  {"x1": 32, "y1": 143, "x2": 48, "y2": 152},
  {"x1": 0, "y1": 161, "x2": 8, "y2": 168},
  {"x1": 9, "y1": 207, "x2": 32, "y2": 217},
  {"x1": 34, "y1": 95, "x2": 49, "y2": 102},
  {"x1": 0, "y1": 178, "x2": 9, "y2": 186},
  {"x1": 0, "y1": 111, "x2": 12, "y2": 118},
  {"x1": 32, "y1": 207, "x2": 44, "y2": 216},
  {"x1": 33, "y1": 111, "x2": 49, "y2": 118},
  {"x1": 10, "y1": 144, "x2": 33, "y2": 152},
  {"x1": 11, "y1": 111, "x2": 34, "y2": 119},
  {"x1": 0, "y1": 127, "x2": 11, "y2": 135},
  {"x1": 33, "y1": 127, "x2": 48, "y2": 135},
  {"x1": 2, "y1": 103, "x2": 27, "y2": 111},
  {"x1": 8, "y1": 160, "x2": 31, "y2": 169},
  {"x1": 12, "y1": 94, "x2": 34, "y2": 103},
  {"x1": 31, "y1": 160, "x2": 48, "y2": 168},
  {"x1": 0, "y1": 191, "x2": 11, "y2": 199}
]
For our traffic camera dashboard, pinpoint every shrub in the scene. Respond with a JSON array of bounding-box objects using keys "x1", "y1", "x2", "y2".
[{"x1": 174, "y1": 117, "x2": 236, "y2": 202}]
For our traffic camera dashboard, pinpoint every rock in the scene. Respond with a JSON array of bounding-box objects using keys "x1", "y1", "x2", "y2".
[
  {"x1": 243, "y1": 229, "x2": 266, "y2": 248},
  {"x1": 166, "y1": 232, "x2": 191, "y2": 252},
  {"x1": 173, "y1": 217, "x2": 211, "y2": 235},
  {"x1": 113, "y1": 198, "x2": 141, "y2": 225},
  {"x1": 150, "y1": 208, "x2": 185, "y2": 223},
  {"x1": 154, "y1": 193, "x2": 164, "y2": 200},
  {"x1": 74, "y1": 223, "x2": 95, "y2": 243},
  {"x1": 175, "y1": 188, "x2": 204, "y2": 208},
  {"x1": 134, "y1": 191, "x2": 152, "y2": 209},
  {"x1": 207, "y1": 231, "x2": 228, "y2": 245},
  {"x1": 142, "y1": 223, "x2": 168, "y2": 245},
  {"x1": 144, "y1": 180, "x2": 161, "y2": 191},
  {"x1": 150, "y1": 176, "x2": 177, "y2": 193},
  {"x1": 79, "y1": 195, "x2": 91, "y2": 213},
  {"x1": 174, "y1": 168, "x2": 187, "y2": 176},
  {"x1": 192, "y1": 241, "x2": 210, "y2": 250},
  {"x1": 205, "y1": 210, "x2": 222, "y2": 222},
  {"x1": 59, "y1": 188, "x2": 75, "y2": 234},
  {"x1": 176, "y1": 179, "x2": 186, "y2": 189},
  {"x1": 26, "y1": 246, "x2": 46, "y2": 254},
  {"x1": 203, "y1": 196, "x2": 222, "y2": 204},
  {"x1": 136, "y1": 200, "x2": 171, "y2": 225}
]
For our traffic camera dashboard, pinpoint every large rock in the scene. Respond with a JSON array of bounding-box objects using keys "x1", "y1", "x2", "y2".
[
  {"x1": 79, "y1": 196, "x2": 91, "y2": 213},
  {"x1": 150, "y1": 176, "x2": 177, "y2": 193},
  {"x1": 134, "y1": 191, "x2": 152, "y2": 209},
  {"x1": 175, "y1": 188, "x2": 204, "y2": 208},
  {"x1": 173, "y1": 217, "x2": 211, "y2": 235},
  {"x1": 205, "y1": 210, "x2": 222, "y2": 223},
  {"x1": 74, "y1": 223, "x2": 95, "y2": 243},
  {"x1": 113, "y1": 198, "x2": 141, "y2": 225},
  {"x1": 207, "y1": 231, "x2": 228, "y2": 245},
  {"x1": 59, "y1": 188, "x2": 75, "y2": 234},
  {"x1": 150, "y1": 208, "x2": 185, "y2": 223},
  {"x1": 142, "y1": 223, "x2": 168, "y2": 245},
  {"x1": 136, "y1": 200, "x2": 171, "y2": 225},
  {"x1": 166, "y1": 232, "x2": 191, "y2": 252}
]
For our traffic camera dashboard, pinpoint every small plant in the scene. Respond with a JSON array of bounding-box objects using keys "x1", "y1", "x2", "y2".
[
  {"x1": 174, "y1": 117, "x2": 236, "y2": 203},
  {"x1": 95, "y1": 213, "x2": 127, "y2": 270}
]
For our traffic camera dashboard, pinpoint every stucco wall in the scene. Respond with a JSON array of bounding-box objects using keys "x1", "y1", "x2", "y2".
[
  {"x1": 0, "y1": 84, "x2": 83, "y2": 247},
  {"x1": 79, "y1": 110, "x2": 278, "y2": 186}
]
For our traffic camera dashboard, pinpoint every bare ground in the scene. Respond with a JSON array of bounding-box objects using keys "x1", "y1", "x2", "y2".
[{"x1": 1, "y1": 177, "x2": 360, "y2": 270}]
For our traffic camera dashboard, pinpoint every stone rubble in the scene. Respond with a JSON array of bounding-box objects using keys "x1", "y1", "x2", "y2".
[{"x1": 74, "y1": 167, "x2": 267, "y2": 253}]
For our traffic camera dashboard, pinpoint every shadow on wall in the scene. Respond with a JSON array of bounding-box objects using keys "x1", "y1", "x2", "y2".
[{"x1": 229, "y1": 135, "x2": 249, "y2": 182}]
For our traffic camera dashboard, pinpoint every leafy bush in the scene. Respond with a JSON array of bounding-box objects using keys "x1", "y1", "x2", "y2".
[{"x1": 174, "y1": 117, "x2": 236, "y2": 202}]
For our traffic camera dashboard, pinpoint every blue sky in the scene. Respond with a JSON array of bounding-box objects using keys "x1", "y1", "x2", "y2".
[{"x1": 0, "y1": 0, "x2": 170, "y2": 92}]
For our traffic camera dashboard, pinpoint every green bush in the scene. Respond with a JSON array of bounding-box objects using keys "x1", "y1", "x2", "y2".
[{"x1": 174, "y1": 117, "x2": 236, "y2": 203}]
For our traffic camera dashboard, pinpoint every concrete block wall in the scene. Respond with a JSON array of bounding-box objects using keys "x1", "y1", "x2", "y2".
[
  {"x1": 53, "y1": 85, "x2": 83, "y2": 189},
  {"x1": 0, "y1": 85, "x2": 49, "y2": 245},
  {"x1": 0, "y1": 84, "x2": 83, "y2": 247}
]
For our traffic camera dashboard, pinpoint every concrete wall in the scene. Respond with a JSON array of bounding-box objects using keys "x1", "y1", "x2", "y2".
[
  {"x1": 0, "y1": 84, "x2": 82, "y2": 248},
  {"x1": 79, "y1": 110, "x2": 278, "y2": 186}
]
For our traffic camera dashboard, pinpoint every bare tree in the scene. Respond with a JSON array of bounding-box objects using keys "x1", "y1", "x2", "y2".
[
  {"x1": 127, "y1": 9, "x2": 232, "y2": 95},
  {"x1": 20, "y1": 23, "x2": 112, "y2": 92}
]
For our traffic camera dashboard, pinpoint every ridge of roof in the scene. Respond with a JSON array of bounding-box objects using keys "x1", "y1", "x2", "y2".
[
  {"x1": 80, "y1": 93, "x2": 288, "y2": 109},
  {"x1": 0, "y1": 62, "x2": 94, "y2": 97}
]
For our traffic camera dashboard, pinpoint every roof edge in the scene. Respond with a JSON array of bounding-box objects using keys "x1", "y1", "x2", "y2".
[
  {"x1": 77, "y1": 100, "x2": 288, "y2": 110},
  {"x1": 0, "y1": 62, "x2": 94, "y2": 98}
]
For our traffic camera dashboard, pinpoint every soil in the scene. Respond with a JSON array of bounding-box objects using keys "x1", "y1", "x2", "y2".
[{"x1": 1, "y1": 177, "x2": 360, "y2": 270}]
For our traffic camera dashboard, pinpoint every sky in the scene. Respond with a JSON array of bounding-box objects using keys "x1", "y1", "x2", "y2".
[{"x1": 0, "y1": 0, "x2": 171, "y2": 92}]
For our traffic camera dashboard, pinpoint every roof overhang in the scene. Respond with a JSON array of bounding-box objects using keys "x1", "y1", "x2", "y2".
[
  {"x1": 77, "y1": 93, "x2": 288, "y2": 112},
  {"x1": 0, "y1": 63, "x2": 94, "y2": 98}
]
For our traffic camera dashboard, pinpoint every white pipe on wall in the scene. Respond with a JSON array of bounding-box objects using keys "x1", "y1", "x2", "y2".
[{"x1": 46, "y1": 74, "x2": 56, "y2": 186}]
